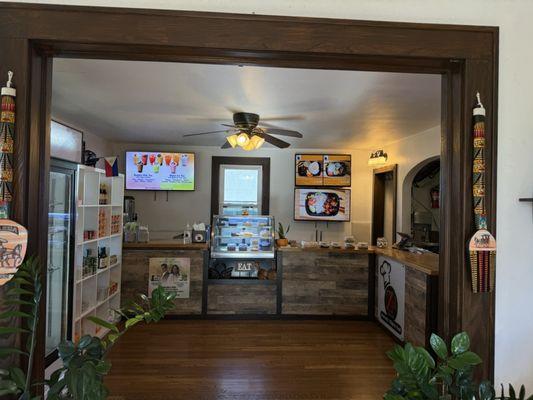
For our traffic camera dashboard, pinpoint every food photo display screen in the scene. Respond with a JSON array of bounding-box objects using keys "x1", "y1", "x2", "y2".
[
  {"x1": 294, "y1": 188, "x2": 351, "y2": 221},
  {"x1": 125, "y1": 151, "x2": 195, "y2": 191},
  {"x1": 295, "y1": 154, "x2": 351, "y2": 187}
]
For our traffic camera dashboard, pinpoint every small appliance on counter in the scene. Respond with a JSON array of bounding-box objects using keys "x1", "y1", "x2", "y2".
[
  {"x1": 356, "y1": 242, "x2": 369, "y2": 250},
  {"x1": 124, "y1": 196, "x2": 136, "y2": 223},
  {"x1": 137, "y1": 225, "x2": 150, "y2": 243},
  {"x1": 192, "y1": 222, "x2": 209, "y2": 243}
]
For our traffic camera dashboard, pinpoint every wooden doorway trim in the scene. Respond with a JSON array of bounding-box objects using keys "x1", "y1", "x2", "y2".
[
  {"x1": 371, "y1": 164, "x2": 398, "y2": 246},
  {"x1": 0, "y1": 2, "x2": 498, "y2": 386}
]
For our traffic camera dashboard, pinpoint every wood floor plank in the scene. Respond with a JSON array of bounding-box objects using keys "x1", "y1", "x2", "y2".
[{"x1": 105, "y1": 320, "x2": 396, "y2": 400}]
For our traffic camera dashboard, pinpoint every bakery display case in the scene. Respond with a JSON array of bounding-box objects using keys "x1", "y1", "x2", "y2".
[{"x1": 210, "y1": 215, "x2": 275, "y2": 259}]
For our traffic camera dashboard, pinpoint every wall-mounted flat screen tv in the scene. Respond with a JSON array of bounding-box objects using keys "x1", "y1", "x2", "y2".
[
  {"x1": 125, "y1": 151, "x2": 195, "y2": 191},
  {"x1": 294, "y1": 188, "x2": 351, "y2": 222}
]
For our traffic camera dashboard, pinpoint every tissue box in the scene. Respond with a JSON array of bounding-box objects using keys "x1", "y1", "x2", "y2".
[{"x1": 192, "y1": 230, "x2": 207, "y2": 243}]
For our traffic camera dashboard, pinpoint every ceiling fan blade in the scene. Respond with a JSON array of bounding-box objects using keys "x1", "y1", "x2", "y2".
[
  {"x1": 183, "y1": 129, "x2": 229, "y2": 137},
  {"x1": 221, "y1": 141, "x2": 232, "y2": 149},
  {"x1": 258, "y1": 133, "x2": 290, "y2": 149},
  {"x1": 259, "y1": 127, "x2": 303, "y2": 138},
  {"x1": 260, "y1": 115, "x2": 305, "y2": 122}
]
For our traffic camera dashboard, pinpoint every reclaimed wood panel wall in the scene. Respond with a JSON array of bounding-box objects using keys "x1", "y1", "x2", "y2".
[
  {"x1": 122, "y1": 249, "x2": 205, "y2": 315},
  {"x1": 281, "y1": 252, "x2": 369, "y2": 315},
  {"x1": 207, "y1": 284, "x2": 277, "y2": 314}
]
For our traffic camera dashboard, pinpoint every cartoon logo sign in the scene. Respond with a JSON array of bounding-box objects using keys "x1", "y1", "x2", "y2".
[{"x1": 0, "y1": 219, "x2": 28, "y2": 285}]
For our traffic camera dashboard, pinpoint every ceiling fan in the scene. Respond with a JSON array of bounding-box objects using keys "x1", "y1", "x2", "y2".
[{"x1": 182, "y1": 112, "x2": 303, "y2": 150}]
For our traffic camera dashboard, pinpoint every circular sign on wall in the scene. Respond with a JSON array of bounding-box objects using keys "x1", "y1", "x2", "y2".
[{"x1": 0, "y1": 219, "x2": 28, "y2": 285}]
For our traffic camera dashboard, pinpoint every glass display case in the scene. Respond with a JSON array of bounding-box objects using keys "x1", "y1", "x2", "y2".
[{"x1": 211, "y1": 215, "x2": 275, "y2": 259}]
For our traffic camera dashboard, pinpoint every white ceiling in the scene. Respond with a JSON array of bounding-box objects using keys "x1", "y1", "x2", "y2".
[{"x1": 52, "y1": 59, "x2": 441, "y2": 149}]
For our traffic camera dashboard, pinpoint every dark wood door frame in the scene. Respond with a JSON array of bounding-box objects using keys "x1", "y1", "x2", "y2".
[
  {"x1": 0, "y1": 2, "x2": 498, "y2": 387},
  {"x1": 210, "y1": 156, "x2": 271, "y2": 218},
  {"x1": 371, "y1": 164, "x2": 398, "y2": 246}
]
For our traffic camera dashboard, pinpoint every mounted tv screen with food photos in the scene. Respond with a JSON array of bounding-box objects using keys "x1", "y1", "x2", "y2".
[
  {"x1": 295, "y1": 154, "x2": 351, "y2": 187},
  {"x1": 294, "y1": 188, "x2": 351, "y2": 222}
]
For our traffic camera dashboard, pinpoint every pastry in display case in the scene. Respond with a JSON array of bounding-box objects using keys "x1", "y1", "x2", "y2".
[{"x1": 210, "y1": 215, "x2": 275, "y2": 259}]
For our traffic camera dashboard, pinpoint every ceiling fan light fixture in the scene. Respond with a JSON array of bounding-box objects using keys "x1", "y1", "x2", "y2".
[
  {"x1": 226, "y1": 134, "x2": 238, "y2": 148},
  {"x1": 250, "y1": 135, "x2": 265, "y2": 150},
  {"x1": 236, "y1": 132, "x2": 250, "y2": 147}
]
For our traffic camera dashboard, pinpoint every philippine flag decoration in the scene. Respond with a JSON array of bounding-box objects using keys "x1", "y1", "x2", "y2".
[
  {"x1": 0, "y1": 219, "x2": 28, "y2": 286},
  {"x1": 105, "y1": 156, "x2": 118, "y2": 177}
]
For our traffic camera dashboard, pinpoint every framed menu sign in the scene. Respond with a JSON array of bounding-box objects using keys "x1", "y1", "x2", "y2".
[
  {"x1": 323, "y1": 154, "x2": 351, "y2": 187},
  {"x1": 295, "y1": 154, "x2": 323, "y2": 186},
  {"x1": 295, "y1": 154, "x2": 351, "y2": 187}
]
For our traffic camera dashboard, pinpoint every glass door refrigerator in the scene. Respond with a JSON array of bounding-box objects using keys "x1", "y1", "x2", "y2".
[{"x1": 45, "y1": 158, "x2": 76, "y2": 367}]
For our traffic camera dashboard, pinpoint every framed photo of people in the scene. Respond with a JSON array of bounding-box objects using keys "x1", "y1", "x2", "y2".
[
  {"x1": 148, "y1": 257, "x2": 190, "y2": 298},
  {"x1": 295, "y1": 154, "x2": 351, "y2": 187}
]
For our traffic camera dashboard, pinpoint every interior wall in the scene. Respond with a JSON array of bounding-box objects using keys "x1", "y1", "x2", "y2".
[
  {"x1": 382, "y1": 126, "x2": 441, "y2": 235},
  {"x1": 111, "y1": 143, "x2": 373, "y2": 242}
]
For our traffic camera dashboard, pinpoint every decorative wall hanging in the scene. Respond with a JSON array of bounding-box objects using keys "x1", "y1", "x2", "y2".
[
  {"x1": 468, "y1": 93, "x2": 496, "y2": 293},
  {"x1": 0, "y1": 71, "x2": 16, "y2": 219},
  {"x1": 0, "y1": 219, "x2": 28, "y2": 285}
]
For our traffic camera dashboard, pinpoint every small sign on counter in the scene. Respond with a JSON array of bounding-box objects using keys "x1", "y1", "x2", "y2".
[
  {"x1": 149, "y1": 257, "x2": 190, "y2": 298},
  {"x1": 377, "y1": 255, "x2": 405, "y2": 341}
]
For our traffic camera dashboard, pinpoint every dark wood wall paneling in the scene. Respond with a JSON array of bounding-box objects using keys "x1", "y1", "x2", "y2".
[{"x1": 0, "y1": 2, "x2": 498, "y2": 385}]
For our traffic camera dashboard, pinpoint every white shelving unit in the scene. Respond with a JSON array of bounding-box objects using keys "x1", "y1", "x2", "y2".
[{"x1": 72, "y1": 165, "x2": 124, "y2": 341}]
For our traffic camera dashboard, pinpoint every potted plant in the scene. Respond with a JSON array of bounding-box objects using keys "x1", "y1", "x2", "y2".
[
  {"x1": 0, "y1": 257, "x2": 41, "y2": 400},
  {"x1": 0, "y1": 256, "x2": 176, "y2": 400},
  {"x1": 384, "y1": 331, "x2": 532, "y2": 400},
  {"x1": 276, "y1": 222, "x2": 290, "y2": 247}
]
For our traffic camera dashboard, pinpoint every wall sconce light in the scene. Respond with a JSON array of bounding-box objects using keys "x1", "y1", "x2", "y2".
[{"x1": 368, "y1": 150, "x2": 388, "y2": 166}]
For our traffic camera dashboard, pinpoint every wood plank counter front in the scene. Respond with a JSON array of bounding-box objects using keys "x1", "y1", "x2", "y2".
[
  {"x1": 373, "y1": 247, "x2": 439, "y2": 347},
  {"x1": 122, "y1": 241, "x2": 208, "y2": 315},
  {"x1": 278, "y1": 247, "x2": 371, "y2": 316}
]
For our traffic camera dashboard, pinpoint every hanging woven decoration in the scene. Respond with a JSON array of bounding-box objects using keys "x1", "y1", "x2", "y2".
[
  {"x1": 468, "y1": 93, "x2": 496, "y2": 293},
  {"x1": 0, "y1": 71, "x2": 16, "y2": 219}
]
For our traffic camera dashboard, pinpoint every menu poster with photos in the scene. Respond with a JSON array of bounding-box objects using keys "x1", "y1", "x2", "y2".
[
  {"x1": 125, "y1": 151, "x2": 195, "y2": 191},
  {"x1": 149, "y1": 257, "x2": 190, "y2": 298},
  {"x1": 295, "y1": 154, "x2": 351, "y2": 187},
  {"x1": 295, "y1": 154, "x2": 323, "y2": 186},
  {"x1": 323, "y1": 154, "x2": 351, "y2": 187},
  {"x1": 294, "y1": 188, "x2": 351, "y2": 222}
]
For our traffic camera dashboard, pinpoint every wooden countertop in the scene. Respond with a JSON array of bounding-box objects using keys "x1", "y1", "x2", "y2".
[
  {"x1": 277, "y1": 246, "x2": 371, "y2": 255},
  {"x1": 373, "y1": 247, "x2": 439, "y2": 276},
  {"x1": 277, "y1": 245, "x2": 439, "y2": 276},
  {"x1": 123, "y1": 241, "x2": 208, "y2": 250}
]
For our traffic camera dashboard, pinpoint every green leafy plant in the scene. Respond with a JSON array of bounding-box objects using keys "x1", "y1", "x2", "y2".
[
  {"x1": 277, "y1": 222, "x2": 290, "y2": 240},
  {"x1": 0, "y1": 257, "x2": 42, "y2": 400},
  {"x1": 46, "y1": 286, "x2": 176, "y2": 400},
  {"x1": 385, "y1": 332, "x2": 532, "y2": 400}
]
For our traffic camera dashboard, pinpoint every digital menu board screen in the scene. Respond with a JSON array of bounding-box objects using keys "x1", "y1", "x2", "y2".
[{"x1": 125, "y1": 151, "x2": 195, "y2": 191}]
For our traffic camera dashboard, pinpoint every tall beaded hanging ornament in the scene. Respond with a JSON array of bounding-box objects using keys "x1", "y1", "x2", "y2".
[
  {"x1": 0, "y1": 72, "x2": 27, "y2": 285},
  {"x1": 468, "y1": 93, "x2": 496, "y2": 293},
  {"x1": 0, "y1": 71, "x2": 15, "y2": 218}
]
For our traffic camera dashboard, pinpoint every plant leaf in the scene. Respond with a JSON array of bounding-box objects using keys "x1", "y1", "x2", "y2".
[
  {"x1": 451, "y1": 332, "x2": 470, "y2": 355},
  {"x1": 87, "y1": 316, "x2": 119, "y2": 333},
  {"x1": 0, "y1": 326, "x2": 29, "y2": 336},
  {"x1": 8, "y1": 366, "x2": 26, "y2": 389},
  {"x1": 0, "y1": 347, "x2": 29, "y2": 358},
  {"x1": 448, "y1": 351, "x2": 482, "y2": 368},
  {"x1": 430, "y1": 334, "x2": 448, "y2": 360},
  {"x1": 0, "y1": 310, "x2": 32, "y2": 320}
]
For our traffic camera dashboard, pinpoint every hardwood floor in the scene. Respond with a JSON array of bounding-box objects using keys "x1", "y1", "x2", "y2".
[{"x1": 105, "y1": 320, "x2": 396, "y2": 400}]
